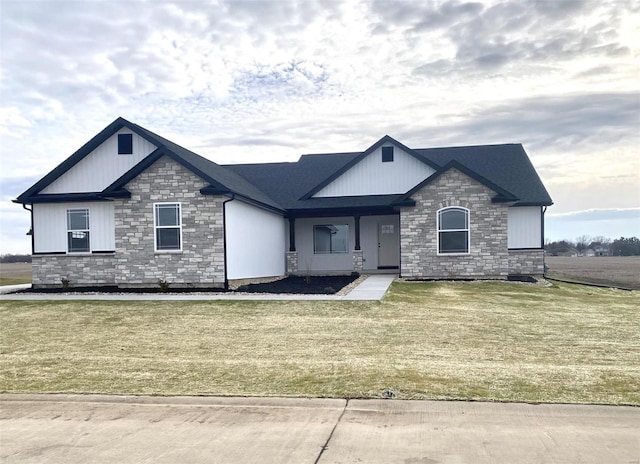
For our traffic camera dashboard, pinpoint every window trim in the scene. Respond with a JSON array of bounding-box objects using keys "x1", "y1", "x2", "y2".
[
  {"x1": 118, "y1": 133, "x2": 133, "y2": 155},
  {"x1": 313, "y1": 224, "x2": 349, "y2": 254},
  {"x1": 437, "y1": 207, "x2": 470, "y2": 255},
  {"x1": 67, "y1": 208, "x2": 90, "y2": 253},
  {"x1": 154, "y1": 202, "x2": 183, "y2": 252}
]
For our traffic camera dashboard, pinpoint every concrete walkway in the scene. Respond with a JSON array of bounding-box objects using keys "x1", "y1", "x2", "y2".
[
  {"x1": 0, "y1": 274, "x2": 396, "y2": 301},
  {"x1": 1, "y1": 394, "x2": 638, "y2": 464}
]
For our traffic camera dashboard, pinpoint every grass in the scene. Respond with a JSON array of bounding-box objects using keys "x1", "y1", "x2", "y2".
[{"x1": 1, "y1": 281, "x2": 638, "y2": 405}]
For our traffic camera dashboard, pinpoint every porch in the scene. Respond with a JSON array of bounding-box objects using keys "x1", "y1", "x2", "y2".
[{"x1": 285, "y1": 214, "x2": 400, "y2": 275}]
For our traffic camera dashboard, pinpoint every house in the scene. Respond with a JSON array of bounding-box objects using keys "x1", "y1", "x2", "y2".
[{"x1": 15, "y1": 117, "x2": 553, "y2": 289}]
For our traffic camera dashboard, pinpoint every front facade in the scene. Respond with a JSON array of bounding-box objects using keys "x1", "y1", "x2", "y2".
[{"x1": 16, "y1": 118, "x2": 552, "y2": 288}]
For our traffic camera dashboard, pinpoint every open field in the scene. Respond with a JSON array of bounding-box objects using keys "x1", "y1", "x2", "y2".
[
  {"x1": 0, "y1": 262, "x2": 31, "y2": 286},
  {"x1": 2, "y1": 281, "x2": 638, "y2": 405},
  {"x1": 546, "y1": 256, "x2": 640, "y2": 289}
]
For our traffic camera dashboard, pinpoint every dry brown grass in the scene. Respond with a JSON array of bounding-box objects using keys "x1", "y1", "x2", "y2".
[
  {"x1": 0, "y1": 263, "x2": 31, "y2": 286},
  {"x1": 1, "y1": 281, "x2": 638, "y2": 404},
  {"x1": 546, "y1": 256, "x2": 640, "y2": 289}
]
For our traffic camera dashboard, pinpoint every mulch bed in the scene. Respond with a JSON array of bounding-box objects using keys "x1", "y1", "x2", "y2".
[
  {"x1": 237, "y1": 275, "x2": 358, "y2": 294},
  {"x1": 16, "y1": 275, "x2": 359, "y2": 295}
]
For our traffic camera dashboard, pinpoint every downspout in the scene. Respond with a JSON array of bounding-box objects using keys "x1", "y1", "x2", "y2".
[
  {"x1": 542, "y1": 206, "x2": 547, "y2": 275},
  {"x1": 222, "y1": 193, "x2": 235, "y2": 291},
  {"x1": 23, "y1": 204, "x2": 34, "y2": 255}
]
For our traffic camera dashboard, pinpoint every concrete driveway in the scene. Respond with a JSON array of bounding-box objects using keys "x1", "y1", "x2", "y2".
[{"x1": 1, "y1": 394, "x2": 638, "y2": 464}]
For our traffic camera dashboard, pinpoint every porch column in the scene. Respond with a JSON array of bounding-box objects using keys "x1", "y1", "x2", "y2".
[
  {"x1": 288, "y1": 217, "x2": 296, "y2": 252},
  {"x1": 353, "y1": 215, "x2": 363, "y2": 272},
  {"x1": 286, "y1": 217, "x2": 298, "y2": 275}
]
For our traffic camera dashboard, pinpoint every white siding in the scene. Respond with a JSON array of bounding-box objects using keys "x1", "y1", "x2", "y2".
[
  {"x1": 508, "y1": 206, "x2": 542, "y2": 249},
  {"x1": 294, "y1": 217, "x2": 355, "y2": 272},
  {"x1": 33, "y1": 202, "x2": 115, "y2": 253},
  {"x1": 41, "y1": 128, "x2": 157, "y2": 193},
  {"x1": 314, "y1": 145, "x2": 436, "y2": 197},
  {"x1": 225, "y1": 200, "x2": 286, "y2": 279}
]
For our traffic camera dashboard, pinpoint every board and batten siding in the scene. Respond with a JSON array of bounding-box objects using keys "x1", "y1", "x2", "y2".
[
  {"x1": 33, "y1": 202, "x2": 115, "y2": 253},
  {"x1": 41, "y1": 128, "x2": 157, "y2": 194},
  {"x1": 508, "y1": 206, "x2": 543, "y2": 249},
  {"x1": 314, "y1": 145, "x2": 436, "y2": 197},
  {"x1": 292, "y1": 217, "x2": 355, "y2": 272},
  {"x1": 225, "y1": 200, "x2": 286, "y2": 280}
]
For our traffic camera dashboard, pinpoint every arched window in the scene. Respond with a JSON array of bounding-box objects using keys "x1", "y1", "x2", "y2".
[{"x1": 437, "y1": 207, "x2": 469, "y2": 254}]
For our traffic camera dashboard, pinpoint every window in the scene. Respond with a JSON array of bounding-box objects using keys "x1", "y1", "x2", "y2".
[
  {"x1": 314, "y1": 224, "x2": 348, "y2": 254},
  {"x1": 118, "y1": 133, "x2": 133, "y2": 154},
  {"x1": 154, "y1": 203, "x2": 182, "y2": 251},
  {"x1": 67, "y1": 209, "x2": 90, "y2": 252},
  {"x1": 381, "y1": 146, "x2": 394, "y2": 162},
  {"x1": 438, "y1": 207, "x2": 469, "y2": 254}
]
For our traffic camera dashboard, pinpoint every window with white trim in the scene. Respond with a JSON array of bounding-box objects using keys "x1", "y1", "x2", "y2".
[
  {"x1": 437, "y1": 207, "x2": 469, "y2": 254},
  {"x1": 67, "y1": 209, "x2": 90, "y2": 253},
  {"x1": 154, "y1": 203, "x2": 182, "y2": 251},
  {"x1": 314, "y1": 224, "x2": 348, "y2": 254}
]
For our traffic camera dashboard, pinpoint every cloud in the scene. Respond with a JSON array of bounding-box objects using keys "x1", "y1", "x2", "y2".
[
  {"x1": 412, "y1": 0, "x2": 633, "y2": 77},
  {"x1": 545, "y1": 207, "x2": 640, "y2": 241},
  {"x1": 547, "y1": 208, "x2": 640, "y2": 221},
  {"x1": 0, "y1": 0, "x2": 639, "y2": 251}
]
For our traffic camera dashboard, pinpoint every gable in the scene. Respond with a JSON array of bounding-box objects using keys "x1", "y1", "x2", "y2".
[
  {"x1": 41, "y1": 128, "x2": 157, "y2": 194},
  {"x1": 395, "y1": 161, "x2": 519, "y2": 207},
  {"x1": 313, "y1": 144, "x2": 437, "y2": 197}
]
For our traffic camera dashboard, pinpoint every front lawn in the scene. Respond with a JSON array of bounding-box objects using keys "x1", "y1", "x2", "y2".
[{"x1": 1, "y1": 281, "x2": 638, "y2": 404}]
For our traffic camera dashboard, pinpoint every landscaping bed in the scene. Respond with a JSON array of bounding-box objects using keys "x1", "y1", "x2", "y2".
[
  {"x1": 237, "y1": 275, "x2": 358, "y2": 294},
  {"x1": 14, "y1": 275, "x2": 359, "y2": 295}
]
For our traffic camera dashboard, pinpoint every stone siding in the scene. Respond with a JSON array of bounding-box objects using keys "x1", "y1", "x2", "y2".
[
  {"x1": 32, "y1": 254, "x2": 115, "y2": 288},
  {"x1": 508, "y1": 249, "x2": 545, "y2": 275},
  {"x1": 286, "y1": 251, "x2": 298, "y2": 275},
  {"x1": 400, "y1": 168, "x2": 510, "y2": 278},
  {"x1": 113, "y1": 156, "x2": 225, "y2": 288},
  {"x1": 352, "y1": 250, "x2": 364, "y2": 272}
]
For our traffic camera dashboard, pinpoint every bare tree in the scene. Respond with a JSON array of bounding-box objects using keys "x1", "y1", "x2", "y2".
[{"x1": 575, "y1": 235, "x2": 591, "y2": 254}]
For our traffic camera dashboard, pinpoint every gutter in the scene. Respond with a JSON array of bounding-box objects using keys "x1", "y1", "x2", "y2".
[{"x1": 222, "y1": 193, "x2": 235, "y2": 291}]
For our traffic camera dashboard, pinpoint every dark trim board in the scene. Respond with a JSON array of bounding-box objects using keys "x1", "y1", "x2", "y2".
[
  {"x1": 15, "y1": 193, "x2": 114, "y2": 204},
  {"x1": 397, "y1": 161, "x2": 519, "y2": 205},
  {"x1": 508, "y1": 247, "x2": 545, "y2": 251},
  {"x1": 378, "y1": 266, "x2": 399, "y2": 270},
  {"x1": 287, "y1": 208, "x2": 400, "y2": 219},
  {"x1": 33, "y1": 251, "x2": 66, "y2": 255},
  {"x1": 92, "y1": 250, "x2": 115, "y2": 254}
]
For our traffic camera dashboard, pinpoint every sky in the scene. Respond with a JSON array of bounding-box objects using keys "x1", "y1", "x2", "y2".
[{"x1": 0, "y1": 0, "x2": 638, "y2": 254}]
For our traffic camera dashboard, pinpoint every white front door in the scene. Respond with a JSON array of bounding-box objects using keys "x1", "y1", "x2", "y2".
[{"x1": 378, "y1": 221, "x2": 399, "y2": 268}]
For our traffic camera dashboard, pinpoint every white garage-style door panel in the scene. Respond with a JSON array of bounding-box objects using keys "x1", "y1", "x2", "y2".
[
  {"x1": 41, "y1": 128, "x2": 157, "y2": 194},
  {"x1": 314, "y1": 145, "x2": 436, "y2": 197},
  {"x1": 508, "y1": 206, "x2": 543, "y2": 249},
  {"x1": 225, "y1": 200, "x2": 286, "y2": 280},
  {"x1": 33, "y1": 202, "x2": 115, "y2": 253}
]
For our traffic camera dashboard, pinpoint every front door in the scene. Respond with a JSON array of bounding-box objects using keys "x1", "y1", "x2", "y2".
[{"x1": 378, "y1": 222, "x2": 399, "y2": 268}]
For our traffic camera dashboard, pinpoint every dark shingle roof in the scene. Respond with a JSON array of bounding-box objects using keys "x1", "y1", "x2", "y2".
[
  {"x1": 414, "y1": 144, "x2": 553, "y2": 206},
  {"x1": 16, "y1": 117, "x2": 283, "y2": 212},
  {"x1": 128, "y1": 122, "x2": 283, "y2": 211},
  {"x1": 226, "y1": 143, "x2": 553, "y2": 209},
  {"x1": 16, "y1": 118, "x2": 552, "y2": 211}
]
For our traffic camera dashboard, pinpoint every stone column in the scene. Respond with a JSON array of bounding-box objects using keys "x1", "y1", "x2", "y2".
[
  {"x1": 353, "y1": 249, "x2": 364, "y2": 272},
  {"x1": 286, "y1": 251, "x2": 298, "y2": 275}
]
